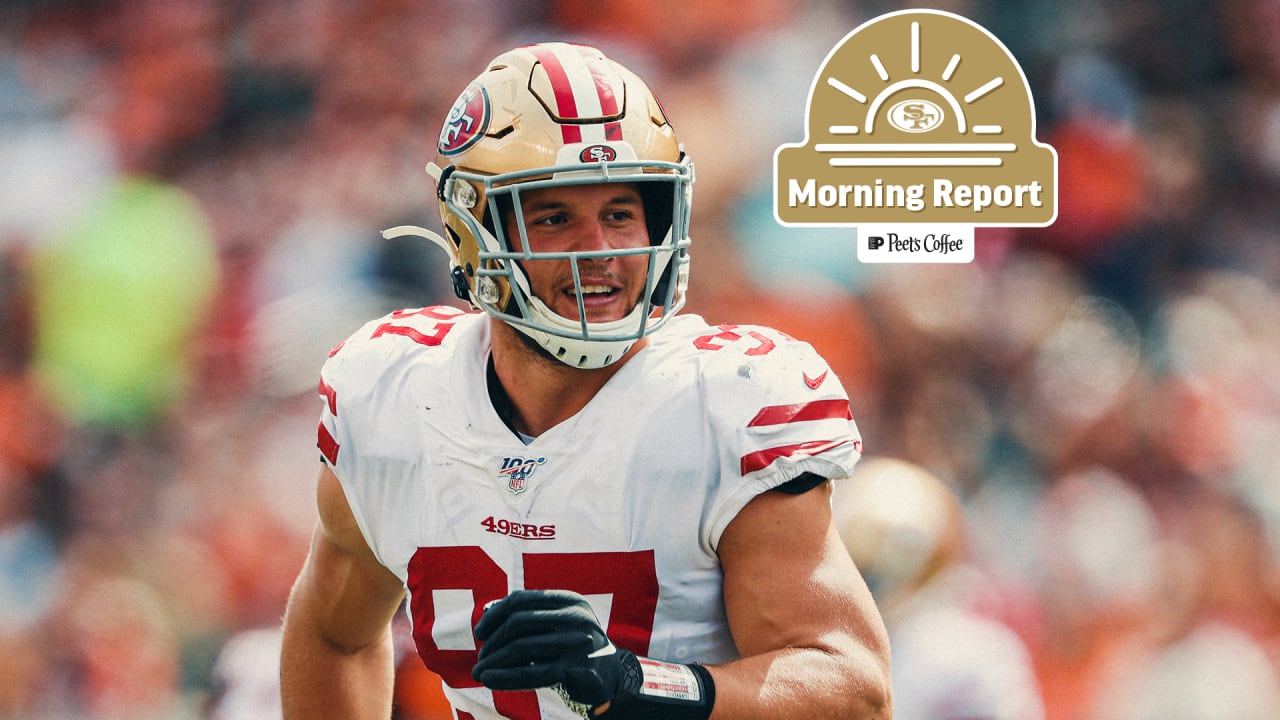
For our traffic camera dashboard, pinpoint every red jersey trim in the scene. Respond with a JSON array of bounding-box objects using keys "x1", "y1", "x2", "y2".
[
  {"x1": 747, "y1": 399, "x2": 852, "y2": 427},
  {"x1": 318, "y1": 377, "x2": 338, "y2": 415},
  {"x1": 318, "y1": 421, "x2": 340, "y2": 465},
  {"x1": 740, "y1": 438, "x2": 850, "y2": 476}
]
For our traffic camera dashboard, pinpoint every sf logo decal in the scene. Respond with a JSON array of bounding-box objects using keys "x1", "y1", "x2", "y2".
[
  {"x1": 438, "y1": 83, "x2": 490, "y2": 156},
  {"x1": 888, "y1": 100, "x2": 943, "y2": 133},
  {"x1": 579, "y1": 144, "x2": 619, "y2": 163}
]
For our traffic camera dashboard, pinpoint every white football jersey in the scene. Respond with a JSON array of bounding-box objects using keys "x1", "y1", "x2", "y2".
[{"x1": 316, "y1": 307, "x2": 863, "y2": 720}]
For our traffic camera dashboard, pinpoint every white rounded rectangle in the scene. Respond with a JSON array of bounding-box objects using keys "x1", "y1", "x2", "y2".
[{"x1": 857, "y1": 224, "x2": 975, "y2": 263}]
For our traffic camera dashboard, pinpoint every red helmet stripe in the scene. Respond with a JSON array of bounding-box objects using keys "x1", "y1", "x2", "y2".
[
  {"x1": 528, "y1": 44, "x2": 625, "y2": 145},
  {"x1": 575, "y1": 45, "x2": 624, "y2": 141},
  {"x1": 581, "y1": 47, "x2": 620, "y2": 115},
  {"x1": 528, "y1": 45, "x2": 583, "y2": 143}
]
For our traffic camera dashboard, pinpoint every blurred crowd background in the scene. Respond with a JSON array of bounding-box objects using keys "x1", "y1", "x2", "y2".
[{"x1": 1, "y1": 0, "x2": 1278, "y2": 718}]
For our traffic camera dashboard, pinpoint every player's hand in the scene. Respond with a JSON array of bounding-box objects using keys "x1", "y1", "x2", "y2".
[{"x1": 472, "y1": 589, "x2": 637, "y2": 712}]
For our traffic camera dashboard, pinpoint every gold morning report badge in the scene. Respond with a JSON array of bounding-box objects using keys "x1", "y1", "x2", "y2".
[{"x1": 773, "y1": 9, "x2": 1057, "y2": 263}]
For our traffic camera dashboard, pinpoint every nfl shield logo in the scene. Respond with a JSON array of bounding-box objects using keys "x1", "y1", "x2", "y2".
[{"x1": 498, "y1": 456, "x2": 546, "y2": 495}]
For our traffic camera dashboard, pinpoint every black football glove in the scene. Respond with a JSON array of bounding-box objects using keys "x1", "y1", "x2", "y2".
[{"x1": 471, "y1": 589, "x2": 640, "y2": 713}]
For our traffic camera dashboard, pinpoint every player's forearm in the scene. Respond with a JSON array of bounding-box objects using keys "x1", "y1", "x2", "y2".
[
  {"x1": 279, "y1": 608, "x2": 396, "y2": 719},
  {"x1": 705, "y1": 644, "x2": 891, "y2": 720}
]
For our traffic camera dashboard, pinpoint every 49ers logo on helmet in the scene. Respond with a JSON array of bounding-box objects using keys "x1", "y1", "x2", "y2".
[
  {"x1": 579, "y1": 144, "x2": 618, "y2": 163},
  {"x1": 438, "y1": 83, "x2": 489, "y2": 155}
]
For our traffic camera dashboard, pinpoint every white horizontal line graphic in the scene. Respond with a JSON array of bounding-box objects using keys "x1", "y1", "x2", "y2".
[
  {"x1": 829, "y1": 157, "x2": 1004, "y2": 167},
  {"x1": 816, "y1": 143, "x2": 1016, "y2": 152}
]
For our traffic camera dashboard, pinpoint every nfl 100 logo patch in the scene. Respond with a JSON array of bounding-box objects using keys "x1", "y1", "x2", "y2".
[{"x1": 498, "y1": 456, "x2": 546, "y2": 495}]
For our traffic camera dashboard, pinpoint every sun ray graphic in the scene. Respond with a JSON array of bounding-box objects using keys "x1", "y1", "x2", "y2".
[{"x1": 820, "y1": 19, "x2": 1012, "y2": 166}]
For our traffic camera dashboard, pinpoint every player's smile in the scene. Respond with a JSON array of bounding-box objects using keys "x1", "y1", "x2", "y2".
[
  {"x1": 553, "y1": 272, "x2": 636, "y2": 323},
  {"x1": 557, "y1": 273, "x2": 625, "y2": 317}
]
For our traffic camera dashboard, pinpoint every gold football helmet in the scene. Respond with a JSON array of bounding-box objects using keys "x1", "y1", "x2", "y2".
[
  {"x1": 833, "y1": 457, "x2": 967, "y2": 602},
  {"x1": 387, "y1": 42, "x2": 694, "y2": 369}
]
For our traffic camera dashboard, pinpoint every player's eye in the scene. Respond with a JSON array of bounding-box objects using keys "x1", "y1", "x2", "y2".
[{"x1": 530, "y1": 212, "x2": 568, "y2": 227}]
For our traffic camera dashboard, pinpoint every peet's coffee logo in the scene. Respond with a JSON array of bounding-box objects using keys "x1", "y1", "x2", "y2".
[{"x1": 774, "y1": 9, "x2": 1057, "y2": 236}]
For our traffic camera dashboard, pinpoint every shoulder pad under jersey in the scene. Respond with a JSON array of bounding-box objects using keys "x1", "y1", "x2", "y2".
[
  {"x1": 317, "y1": 305, "x2": 478, "y2": 467},
  {"x1": 677, "y1": 320, "x2": 864, "y2": 484}
]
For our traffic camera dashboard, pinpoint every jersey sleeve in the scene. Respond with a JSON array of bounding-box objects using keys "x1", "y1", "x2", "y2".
[
  {"x1": 700, "y1": 325, "x2": 863, "y2": 549},
  {"x1": 315, "y1": 305, "x2": 471, "y2": 577}
]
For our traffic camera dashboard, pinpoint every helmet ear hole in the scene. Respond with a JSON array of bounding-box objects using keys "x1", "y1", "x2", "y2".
[
  {"x1": 450, "y1": 266, "x2": 471, "y2": 302},
  {"x1": 444, "y1": 225, "x2": 465, "y2": 251},
  {"x1": 637, "y1": 182, "x2": 675, "y2": 248},
  {"x1": 649, "y1": 248, "x2": 679, "y2": 308},
  {"x1": 636, "y1": 180, "x2": 681, "y2": 308},
  {"x1": 443, "y1": 226, "x2": 472, "y2": 302}
]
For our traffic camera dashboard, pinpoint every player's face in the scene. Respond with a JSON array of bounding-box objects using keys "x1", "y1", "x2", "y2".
[{"x1": 506, "y1": 183, "x2": 651, "y2": 324}]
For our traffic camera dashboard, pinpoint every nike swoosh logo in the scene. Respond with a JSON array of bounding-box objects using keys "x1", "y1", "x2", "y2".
[
  {"x1": 803, "y1": 370, "x2": 829, "y2": 389},
  {"x1": 587, "y1": 643, "x2": 618, "y2": 659}
]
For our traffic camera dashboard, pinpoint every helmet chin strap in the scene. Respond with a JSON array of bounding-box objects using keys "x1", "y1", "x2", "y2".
[{"x1": 518, "y1": 295, "x2": 647, "y2": 369}]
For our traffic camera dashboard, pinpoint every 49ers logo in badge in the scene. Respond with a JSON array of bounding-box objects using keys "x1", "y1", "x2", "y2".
[
  {"x1": 438, "y1": 82, "x2": 489, "y2": 155},
  {"x1": 579, "y1": 144, "x2": 617, "y2": 163},
  {"x1": 887, "y1": 99, "x2": 944, "y2": 133}
]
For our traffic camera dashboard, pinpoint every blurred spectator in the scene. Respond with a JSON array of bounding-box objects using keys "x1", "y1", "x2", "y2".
[
  {"x1": 1022, "y1": 468, "x2": 1166, "y2": 720},
  {"x1": 0, "y1": 461, "x2": 60, "y2": 635},
  {"x1": 206, "y1": 627, "x2": 282, "y2": 720},
  {"x1": 59, "y1": 574, "x2": 190, "y2": 719},
  {"x1": 28, "y1": 176, "x2": 219, "y2": 430},
  {"x1": 1032, "y1": 52, "x2": 1148, "y2": 261},
  {"x1": 834, "y1": 456, "x2": 1045, "y2": 720},
  {"x1": 1101, "y1": 621, "x2": 1280, "y2": 720}
]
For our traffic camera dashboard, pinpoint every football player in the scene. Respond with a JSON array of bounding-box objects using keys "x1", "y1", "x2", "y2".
[{"x1": 280, "y1": 42, "x2": 891, "y2": 720}]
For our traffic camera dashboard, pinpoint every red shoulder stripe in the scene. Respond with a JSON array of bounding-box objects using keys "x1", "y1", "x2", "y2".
[
  {"x1": 318, "y1": 377, "x2": 338, "y2": 415},
  {"x1": 747, "y1": 399, "x2": 852, "y2": 427},
  {"x1": 317, "y1": 421, "x2": 340, "y2": 465},
  {"x1": 740, "y1": 438, "x2": 850, "y2": 476}
]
